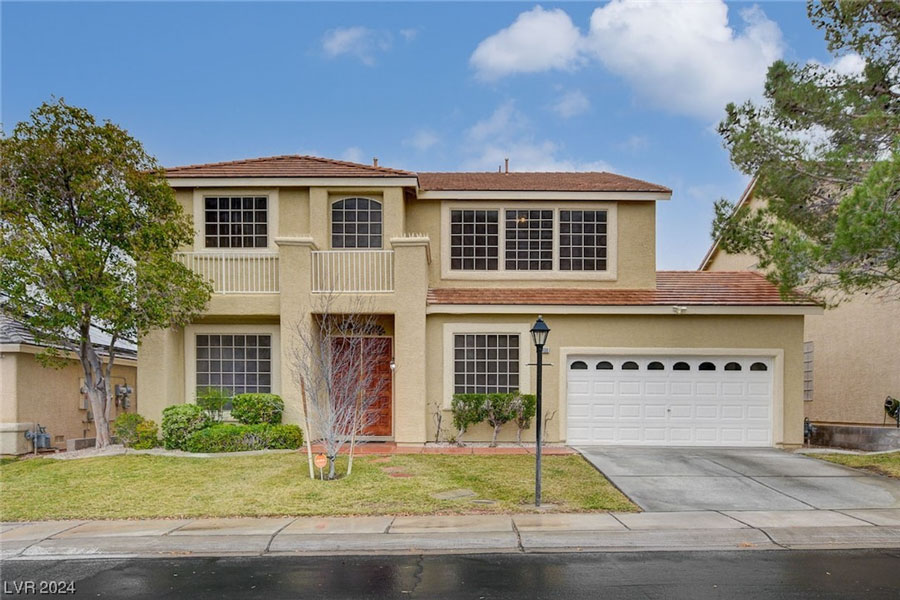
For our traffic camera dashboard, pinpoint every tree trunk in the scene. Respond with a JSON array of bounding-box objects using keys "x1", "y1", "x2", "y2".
[
  {"x1": 328, "y1": 456, "x2": 336, "y2": 480},
  {"x1": 516, "y1": 426, "x2": 523, "y2": 444},
  {"x1": 491, "y1": 424, "x2": 500, "y2": 447},
  {"x1": 80, "y1": 331, "x2": 112, "y2": 447}
]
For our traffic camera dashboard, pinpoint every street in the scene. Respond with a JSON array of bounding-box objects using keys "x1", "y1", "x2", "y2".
[{"x1": 2, "y1": 550, "x2": 899, "y2": 599}]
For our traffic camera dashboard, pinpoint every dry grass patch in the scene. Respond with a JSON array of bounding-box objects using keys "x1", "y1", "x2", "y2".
[
  {"x1": 816, "y1": 451, "x2": 900, "y2": 479},
  {"x1": 0, "y1": 452, "x2": 635, "y2": 521}
]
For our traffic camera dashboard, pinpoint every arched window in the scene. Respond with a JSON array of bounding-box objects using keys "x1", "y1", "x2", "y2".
[
  {"x1": 332, "y1": 197, "x2": 382, "y2": 248},
  {"x1": 699, "y1": 361, "x2": 716, "y2": 371},
  {"x1": 596, "y1": 361, "x2": 613, "y2": 370},
  {"x1": 673, "y1": 361, "x2": 690, "y2": 371},
  {"x1": 750, "y1": 362, "x2": 768, "y2": 371},
  {"x1": 622, "y1": 361, "x2": 639, "y2": 370},
  {"x1": 570, "y1": 361, "x2": 588, "y2": 370},
  {"x1": 724, "y1": 362, "x2": 742, "y2": 371},
  {"x1": 647, "y1": 361, "x2": 665, "y2": 370}
]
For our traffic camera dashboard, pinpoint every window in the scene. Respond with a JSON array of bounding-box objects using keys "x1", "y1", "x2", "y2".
[
  {"x1": 505, "y1": 210, "x2": 553, "y2": 270},
  {"x1": 699, "y1": 361, "x2": 716, "y2": 371},
  {"x1": 570, "y1": 361, "x2": 588, "y2": 370},
  {"x1": 453, "y1": 333, "x2": 519, "y2": 394},
  {"x1": 804, "y1": 342, "x2": 814, "y2": 402},
  {"x1": 195, "y1": 334, "x2": 272, "y2": 404},
  {"x1": 750, "y1": 362, "x2": 768, "y2": 371},
  {"x1": 724, "y1": 362, "x2": 742, "y2": 371},
  {"x1": 332, "y1": 197, "x2": 382, "y2": 249},
  {"x1": 647, "y1": 361, "x2": 664, "y2": 370},
  {"x1": 673, "y1": 361, "x2": 690, "y2": 371},
  {"x1": 622, "y1": 361, "x2": 639, "y2": 370},
  {"x1": 204, "y1": 196, "x2": 268, "y2": 248},
  {"x1": 450, "y1": 210, "x2": 499, "y2": 270},
  {"x1": 596, "y1": 361, "x2": 613, "y2": 370},
  {"x1": 559, "y1": 210, "x2": 607, "y2": 271}
]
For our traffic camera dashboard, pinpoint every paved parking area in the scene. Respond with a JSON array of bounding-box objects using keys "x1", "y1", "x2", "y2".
[{"x1": 576, "y1": 447, "x2": 900, "y2": 512}]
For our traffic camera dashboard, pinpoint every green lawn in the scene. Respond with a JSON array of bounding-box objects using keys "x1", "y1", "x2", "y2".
[
  {"x1": 817, "y1": 451, "x2": 900, "y2": 479},
  {"x1": 0, "y1": 453, "x2": 635, "y2": 521}
]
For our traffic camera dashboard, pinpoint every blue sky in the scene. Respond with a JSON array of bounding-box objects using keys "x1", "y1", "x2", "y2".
[{"x1": 2, "y1": 2, "x2": 840, "y2": 268}]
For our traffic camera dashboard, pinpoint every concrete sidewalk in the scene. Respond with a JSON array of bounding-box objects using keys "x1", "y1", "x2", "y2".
[{"x1": 3, "y1": 510, "x2": 899, "y2": 559}]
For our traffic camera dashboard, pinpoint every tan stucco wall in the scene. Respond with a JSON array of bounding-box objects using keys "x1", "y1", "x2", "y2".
[
  {"x1": 137, "y1": 328, "x2": 184, "y2": 424},
  {"x1": 424, "y1": 313, "x2": 806, "y2": 447},
  {"x1": 704, "y1": 247, "x2": 759, "y2": 272},
  {"x1": 1, "y1": 349, "x2": 137, "y2": 453}
]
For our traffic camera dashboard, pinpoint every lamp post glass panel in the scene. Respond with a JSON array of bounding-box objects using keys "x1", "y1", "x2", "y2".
[{"x1": 530, "y1": 316, "x2": 550, "y2": 507}]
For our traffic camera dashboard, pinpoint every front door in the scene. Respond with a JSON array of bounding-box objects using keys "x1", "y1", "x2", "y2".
[{"x1": 331, "y1": 336, "x2": 393, "y2": 437}]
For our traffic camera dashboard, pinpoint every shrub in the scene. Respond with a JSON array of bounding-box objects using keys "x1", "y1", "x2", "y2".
[
  {"x1": 450, "y1": 392, "x2": 536, "y2": 445},
  {"x1": 112, "y1": 413, "x2": 145, "y2": 448},
  {"x1": 161, "y1": 404, "x2": 210, "y2": 450},
  {"x1": 511, "y1": 393, "x2": 537, "y2": 443},
  {"x1": 132, "y1": 419, "x2": 159, "y2": 450},
  {"x1": 184, "y1": 423, "x2": 303, "y2": 453},
  {"x1": 230, "y1": 393, "x2": 284, "y2": 425},
  {"x1": 483, "y1": 393, "x2": 518, "y2": 447},
  {"x1": 451, "y1": 394, "x2": 488, "y2": 439},
  {"x1": 196, "y1": 387, "x2": 230, "y2": 422}
]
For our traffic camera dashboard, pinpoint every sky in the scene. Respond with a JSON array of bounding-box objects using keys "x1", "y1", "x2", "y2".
[{"x1": 1, "y1": 1, "x2": 843, "y2": 269}]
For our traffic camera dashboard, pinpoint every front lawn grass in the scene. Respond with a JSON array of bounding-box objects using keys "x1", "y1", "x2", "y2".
[
  {"x1": 816, "y1": 451, "x2": 900, "y2": 479},
  {"x1": 0, "y1": 453, "x2": 635, "y2": 521}
]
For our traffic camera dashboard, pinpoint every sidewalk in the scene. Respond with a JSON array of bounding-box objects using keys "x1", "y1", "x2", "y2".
[{"x1": 3, "y1": 509, "x2": 899, "y2": 559}]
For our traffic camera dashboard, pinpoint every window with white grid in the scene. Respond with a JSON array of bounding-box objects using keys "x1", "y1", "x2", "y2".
[
  {"x1": 449, "y1": 210, "x2": 500, "y2": 271},
  {"x1": 195, "y1": 334, "x2": 272, "y2": 402},
  {"x1": 204, "y1": 196, "x2": 268, "y2": 248},
  {"x1": 803, "y1": 341, "x2": 814, "y2": 402},
  {"x1": 505, "y1": 209, "x2": 553, "y2": 270},
  {"x1": 453, "y1": 333, "x2": 520, "y2": 394},
  {"x1": 331, "y1": 197, "x2": 383, "y2": 249},
  {"x1": 559, "y1": 210, "x2": 607, "y2": 271}
]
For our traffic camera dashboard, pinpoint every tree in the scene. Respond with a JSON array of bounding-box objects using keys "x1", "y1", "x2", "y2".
[
  {"x1": 715, "y1": 1, "x2": 900, "y2": 302},
  {"x1": 0, "y1": 99, "x2": 211, "y2": 446},
  {"x1": 289, "y1": 295, "x2": 390, "y2": 479}
]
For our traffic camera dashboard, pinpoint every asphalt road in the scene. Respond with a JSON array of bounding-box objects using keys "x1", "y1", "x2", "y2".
[{"x1": 2, "y1": 550, "x2": 900, "y2": 599}]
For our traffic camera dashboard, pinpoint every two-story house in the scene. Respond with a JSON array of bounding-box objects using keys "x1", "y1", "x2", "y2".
[{"x1": 137, "y1": 155, "x2": 820, "y2": 448}]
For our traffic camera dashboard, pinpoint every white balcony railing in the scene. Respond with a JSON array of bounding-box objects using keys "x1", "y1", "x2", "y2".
[
  {"x1": 175, "y1": 252, "x2": 279, "y2": 294},
  {"x1": 311, "y1": 250, "x2": 394, "y2": 293}
]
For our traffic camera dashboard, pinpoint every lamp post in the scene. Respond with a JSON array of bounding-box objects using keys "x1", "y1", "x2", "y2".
[{"x1": 530, "y1": 315, "x2": 550, "y2": 507}]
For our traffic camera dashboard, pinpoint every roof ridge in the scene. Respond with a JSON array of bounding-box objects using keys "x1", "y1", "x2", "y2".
[{"x1": 166, "y1": 154, "x2": 414, "y2": 176}]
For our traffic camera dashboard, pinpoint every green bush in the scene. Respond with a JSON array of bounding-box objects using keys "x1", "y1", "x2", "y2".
[
  {"x1": 132, "y1": 419, "x2": 159, "y2": 449},
  {"x1": 112, "y1": 413, "x2": 146, "y2": 448},
  {"x1": 230, "y1": 393, "x2": 284, "y2": 425},
  {"x1": 511, "y1": 393, "x2": 537, "y2": 443},
  {"x1": 184, "y1": 423, "x2": 303, "y2": 453},
  {"x1": 161, "y1": 404, "x2": 210, "y2": 450},
  {"x1": 451, "y1": 392, "x2": 536, "y2": 445},
  {"x1": 451, "y1": 394, "x2": 488, "y2": 438},
  {"x1": 196, "y1": 387, "x2": 230, "y2": 422},
  {"x1": 483, "y1": 393, "x2": 518, "y2": 447}
]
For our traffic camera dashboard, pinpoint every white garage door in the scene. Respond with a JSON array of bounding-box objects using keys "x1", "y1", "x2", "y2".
[{"x1": 566, "y1": 355, "x2": 774, "y2": 447}]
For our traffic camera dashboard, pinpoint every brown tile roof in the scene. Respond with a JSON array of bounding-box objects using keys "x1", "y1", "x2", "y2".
[
  {"x1": 166, "y1": 155, "x2": 414, "y2": 178},
  {"x1": 417, "y1": 171, "x2": 670, "y2": 193},
  {"x1": 427, "y1": 271, "x2": 816, "y2": 307}
]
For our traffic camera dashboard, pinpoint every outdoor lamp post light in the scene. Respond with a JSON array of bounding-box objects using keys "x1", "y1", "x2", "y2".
[{"x1": 530, "y1": 315, "x2": 550, "y2": 507}]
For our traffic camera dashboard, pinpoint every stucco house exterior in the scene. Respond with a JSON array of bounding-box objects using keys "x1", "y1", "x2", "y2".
[
  {"x1": 700, "y1": 178, "x2": 900, "y2": 429},
  {"x1": 0, "y1": 314, "x2": 137, "y2": 455},
  {"x1": 137, "y1": 155, "x2": 820, "y2": 449}
]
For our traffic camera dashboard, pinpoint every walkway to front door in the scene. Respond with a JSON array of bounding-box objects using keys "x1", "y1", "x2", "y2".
[{"x1": 577, "y1": 447, "x2": 900, "y2": 512}]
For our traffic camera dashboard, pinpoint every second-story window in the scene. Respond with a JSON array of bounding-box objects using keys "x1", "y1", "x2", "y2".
[
  {"x1": 505, "y1": 209, "x2": 553, "y2": 270},
  {"x1": 559, "y1": 210, "x2": 607, "y2": 271},
  {"x1": 204, "y1": 196, "x2": 268, "y2": 248},
  {"x1": 332, "y1": 197, "x2": 382, "y2": 249},
  {"x1": 450, "y1": 209, "x2": 499, "y2": 270}
]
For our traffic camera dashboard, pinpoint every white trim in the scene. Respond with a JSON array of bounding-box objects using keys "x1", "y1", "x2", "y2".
[
  {"x1": 170, "y1": 177, "x2": 418, "y2": 188},
  {"x1": 192, "y1": 188, "x2": 280, "y2": 251},
  {"x1": 557, "y1": 346, "x2": 785, "y2": 446},
  {"x1": 439, "y1": 202, "x2": 618, "y2": 281},
  {"x1": 441, "y1": 322, "x2": 532, "y2": 410},
  {"x1": 0, "y1": 343, "x2": 137, "y2": 366},
  {"x1": 426, "y1": 304, "x2": 823, "y2": 316},
  {"x1": 418, "y1": 190, "x2": 670, "y2": 201},
  {"x1": 183, "y1": 324, "x2": 281, "y2": 404},
  {"x1": 698, "y1": 177, "x2": 758, "y2": 271}
]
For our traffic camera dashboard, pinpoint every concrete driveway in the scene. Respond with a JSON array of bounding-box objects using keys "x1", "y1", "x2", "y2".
[{"x1": 577, "y1": 447, "x2": 900, "y2": 512}]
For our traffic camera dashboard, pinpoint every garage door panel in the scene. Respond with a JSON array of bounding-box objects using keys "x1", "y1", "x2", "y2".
[{"x1": 567, "y1": 354, "x2": 774, "y2": 447}]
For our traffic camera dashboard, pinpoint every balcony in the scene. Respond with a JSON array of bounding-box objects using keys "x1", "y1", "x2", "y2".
[
  {"x1": 311, "y1": 250, "x2": 394, "y2": 293},
  {"x1": 175, "y1": 252, "x2": 279, "y2": 294}
]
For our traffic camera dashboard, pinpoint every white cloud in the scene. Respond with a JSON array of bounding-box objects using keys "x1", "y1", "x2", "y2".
[
  {"x1": 404, "y1": 129, "x2": 441, "y2": 152},
  {"x1": 552, "y1": 89, "x2": 590, "y2": 118},
  {"x1": 341, "y1": 146, "x2": 365, "y2": 163},
  {"x1": 322, "y1": 26, "x2": 392, "y2": 66},
  {"x1": 470, "y1": 1, "x2": 785, "y2": 120},
  {"x1": 470, "y1": 6, "x2": 583, "y2": 80},
  {"x1": 462, "y1": 102, "x2": 612, "y2": 172},
  {"x1": 400, "y1": 28, "x2": 419, "y2": 42},
  {"x1": 809, "y1": 52, "x2": 866, "y2": 78},
  {"x1": 619, "y1": 135, "x2": 649, "y2": 153}
]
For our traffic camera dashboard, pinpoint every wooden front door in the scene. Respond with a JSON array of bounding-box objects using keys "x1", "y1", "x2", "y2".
[{"x1": 331, "y1": 336, "x2": 393, "y2": 437}]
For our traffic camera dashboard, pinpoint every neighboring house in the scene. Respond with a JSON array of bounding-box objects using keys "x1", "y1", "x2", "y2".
[
  {"x1": 700, "y1": 178, "x2": 900, "y2": 428},
  {"x1": 0, "y1": 314, "x2": 138, "y2": 455},
  {"x1": 138, "y1": 155, "x2": 819, "y2": 449}
]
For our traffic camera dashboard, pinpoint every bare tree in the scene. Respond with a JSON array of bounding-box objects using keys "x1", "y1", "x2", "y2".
[{"x1": 289, "y1": 294, "x2": 390, "y2": 479}]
